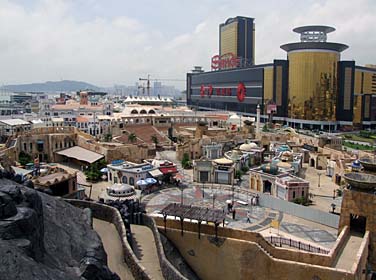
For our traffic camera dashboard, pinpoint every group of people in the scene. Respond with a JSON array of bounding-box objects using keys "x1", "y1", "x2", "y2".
[{"x1": 226, "y1": 194, "x2": 260, "y2": 222}]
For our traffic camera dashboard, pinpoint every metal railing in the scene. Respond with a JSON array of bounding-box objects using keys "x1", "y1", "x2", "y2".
[{"x1": 265, "y1": 236, "x2": 330, "y2": 254}]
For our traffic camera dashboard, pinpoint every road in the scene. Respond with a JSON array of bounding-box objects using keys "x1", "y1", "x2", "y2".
[
  {"x1": 93, "y1": 219, "x2": 134, "y2": 280},
  {"x1": 131, "y1": 225, "x2": 164, "y2": 280}
]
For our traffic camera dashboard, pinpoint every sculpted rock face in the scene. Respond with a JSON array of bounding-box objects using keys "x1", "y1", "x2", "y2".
[{"x1": 0, "y1": 179, "x2": 119, "y2": 280}]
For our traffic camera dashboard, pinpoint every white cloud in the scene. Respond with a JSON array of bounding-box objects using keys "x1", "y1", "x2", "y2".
[{"x1": 0, "y1": 0, "x2": 375, "y2": 89}]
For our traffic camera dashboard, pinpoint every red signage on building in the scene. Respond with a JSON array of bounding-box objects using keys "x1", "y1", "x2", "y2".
[
  {"x1": 211, "y1": 53, "x2": 240, "y2": 70},
  {"x1": 236, "y1": 82, "x2": 246, "y2": 102},
  {"x1": 199, "y1": 82, "x2": 246, "y2": 102}
]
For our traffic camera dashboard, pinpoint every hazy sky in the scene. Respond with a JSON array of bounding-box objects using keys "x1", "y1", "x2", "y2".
[{"x1": 1, "y1": 0, "x2": 376, "y2": 89}]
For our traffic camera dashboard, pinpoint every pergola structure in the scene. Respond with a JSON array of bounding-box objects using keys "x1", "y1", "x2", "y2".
[{"x1": 160, "y1": 203, "x2": 227, "y2": 239}]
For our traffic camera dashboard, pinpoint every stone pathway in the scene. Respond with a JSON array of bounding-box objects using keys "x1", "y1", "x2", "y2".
[
  {"x1": 334, "y1": 233, "x2": 364, "y2": 269},
  {"x1": 280, "y1": 222, "x2": 337, "y2": 248},
  {"x1": 131, "y1": 225, "x2": 164, "y2": 280},
  {"x1": 93, "y1": 219, "x2": 134, "y2": 280}
]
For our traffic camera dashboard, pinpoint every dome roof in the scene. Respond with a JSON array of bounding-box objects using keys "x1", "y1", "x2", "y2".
[
  {"x1": 229, "y1": 114, "x2": 240, "y2": 120},
  {"x1": 213, "y1": 158, "x2": 233, "y2": 165},
  {"x1": 239, "y1": 143, "x2": 258, "y2": 151},
  {"x1": 229, "y1": 150, "x2": 243, "y2": 160},
  {"x1": 107, "y1": 183, "x2": 134, "y2": 193}
]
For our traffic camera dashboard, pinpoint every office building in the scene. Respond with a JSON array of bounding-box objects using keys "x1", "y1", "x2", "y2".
[
  {"x1": 219, "y1": 16, "x2": 255, "y2": 68},
  {"x1": 187, "y1": 22, "x2": 376, "y2": 130}
]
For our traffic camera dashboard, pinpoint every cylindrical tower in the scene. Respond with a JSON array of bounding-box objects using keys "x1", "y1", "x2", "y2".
[{"x1": 280, "y1": 26, "x2": 348, "y2": 121}]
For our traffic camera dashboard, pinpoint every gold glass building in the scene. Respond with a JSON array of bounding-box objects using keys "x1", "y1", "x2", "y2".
[
  {"x1": 219, "y1": 17, "x2": 255, "y2": 67},
  {"x1": 281, "y1": 26, "x2": 348, "y2": 122}
]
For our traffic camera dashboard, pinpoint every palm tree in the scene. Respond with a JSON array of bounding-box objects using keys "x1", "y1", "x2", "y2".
[
  {"x1": 128, "y1": 133, "x2": 137, "y2": 143},
  {"x1": 151, "y1": 134, "x2": 159, "y2": 145}
]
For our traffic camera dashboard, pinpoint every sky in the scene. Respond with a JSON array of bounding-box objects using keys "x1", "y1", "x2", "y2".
[{"x1": 1, "y1": 0, "x2": 376, "y2": 89}]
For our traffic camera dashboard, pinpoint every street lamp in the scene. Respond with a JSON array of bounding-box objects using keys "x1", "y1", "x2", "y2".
[
  {"x1": 180, "y1": 183, "x2": 184, "y2": 205},
  {"x1": 331, "y1": 203, "x2": 336, "y2": 214},
  {"x1": 317, "y1": 172, "x2": 322, "y2": 188}
]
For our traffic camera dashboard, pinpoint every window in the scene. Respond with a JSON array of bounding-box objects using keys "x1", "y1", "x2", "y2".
[
  {"x1": 129, "y1": 177, "x2": 134, "y2": 185},
  {"x1": 122, "y1": 176, "x2": 128, "y2": 184},
  {"x1": 293, "y1": 191, "x2": 296, "y2": 199},
  {"x1": 29, "y1": 143, "x2": 32, "y2": 151},
  {"x1": 302, "y1": 190, "x2": 304, "y2": 197},
  {"x1": 114, "y1": 177, "x2": 118, "y2": 183},
  {"x1": 109, "y1": 173, "x2": 112, "y2": 181},
  {"x1": 23, "y1": 143, "x2": 27, "y2": 151}
]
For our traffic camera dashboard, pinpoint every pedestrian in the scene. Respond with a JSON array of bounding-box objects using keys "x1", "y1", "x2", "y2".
[
  {"x1": 246, "y1": 210, "x2": 251, "y2": 223},
  {"x1": 232, "y1": 208, "x2": 236, "y2": 220}
]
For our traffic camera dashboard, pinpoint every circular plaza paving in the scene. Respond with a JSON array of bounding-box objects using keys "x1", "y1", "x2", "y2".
[
  {"x1": 143, "y1": 185, "x2": 338, "y2": 248},
  {"x1": 144, "y1": 185, "x2": 282, "y2": 231}
]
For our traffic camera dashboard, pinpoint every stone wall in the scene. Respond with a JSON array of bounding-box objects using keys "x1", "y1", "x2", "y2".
[
  {"x1": 141, "y1": 215, "x2": 189, "y2": 280},
  {"x1": 154, "y1": 217, "x2": 339, "y2": 266},
  {"x1": 339, "y1": 188, "x2": 376, "y2": 269},
  {"x1": 77, "y1": 134, "x2": 152, "y2": 163},
  {"x1": 154, "y1": 217, "x2": 366, "y2": 280},
  {"x1": 162, "y1": 227, "x2": 354, "y2": 280},
  {"x1": 66, "y1": 200, "x2": 151, "y2": 280}
]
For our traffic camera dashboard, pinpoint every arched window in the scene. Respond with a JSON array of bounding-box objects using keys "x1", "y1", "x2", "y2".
[
  {"x1": 148, "y1": 110, "x2": 155, "y2": 114},
  {"x1": 140, "y1": 109, "x2": 147, "y2": 114},
  {"x1": 131, "y1": 109, "x2": 138, "y2": 114},
  {"x1": 129, "y1": 177, "x2": 134, "y2": 185},
  {"x1": 122, "y1": 176, "x2": 128, "y2": 184}
]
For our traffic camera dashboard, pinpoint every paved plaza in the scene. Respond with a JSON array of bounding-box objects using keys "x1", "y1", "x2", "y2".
[{"x1": 144, "y1": 185, "x2": 338, "y2": 248}]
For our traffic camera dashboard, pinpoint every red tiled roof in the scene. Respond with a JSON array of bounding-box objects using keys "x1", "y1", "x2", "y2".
[
  {"x1": 159, "y1": 166, "x2": 178, "y2": 174},
  {"x1": 76, "y1": 116, "x2": 89, "y2": 123}
]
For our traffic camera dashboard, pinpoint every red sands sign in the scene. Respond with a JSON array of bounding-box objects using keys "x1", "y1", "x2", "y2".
[
  {"x1": 211, "y1": 53, "x2": 240, "y2": 70},
  {"x1": 199, "y1": 82, "x2": 246, "y2": 102}
]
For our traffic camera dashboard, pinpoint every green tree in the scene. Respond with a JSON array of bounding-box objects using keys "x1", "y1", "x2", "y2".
[
  {"x1": 151, "y1": 134, "x2": 159, "y2": 145},
  {"x1": 235, "y1": 170, "x2": 244, "y2": 180},
  {"x1": 104, "y1": 133, "x2": 112, "y2": 142},
  {"x1": 128, "y1": 133, "x2": 137, "y2": 143},
  {"x1": 19, "y1": 151, "x2": 32, "y2": 166},
  {"x1": 85, "y1": 159, "x2": 107, "y2": 182},
  {"x1": 181, "y1": 153, "x2": 191, "y2": 169}
]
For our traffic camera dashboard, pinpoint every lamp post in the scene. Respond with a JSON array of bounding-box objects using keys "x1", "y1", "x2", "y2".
[
  {"x1": 317, "y1": 172, "x2": 322, "y2": 188},
  {"x1": 331, "y1": 203, "x2": 336, "y2": 214}
]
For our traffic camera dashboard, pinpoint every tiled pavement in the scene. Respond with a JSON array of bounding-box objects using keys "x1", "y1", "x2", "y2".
[{"x1": 144, "y1": 185, "x2": 337, "y2": 247}]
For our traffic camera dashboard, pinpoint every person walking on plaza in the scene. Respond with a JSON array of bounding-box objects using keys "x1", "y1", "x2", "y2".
[
  {"x1": 232, "y1": 208, "x2": 236, "y2": 220},
  {"x1": 246, "y1": 210, "x2": 251, "y2": 223}
]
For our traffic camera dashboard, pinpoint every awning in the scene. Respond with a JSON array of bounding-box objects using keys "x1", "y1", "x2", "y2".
[
  {"x1": 159, "y1": 166, "x2": 178, "y2": 175},
  {"x1": 148, "y1": 169, "x2": 163, "y2": 177},
  {"x1": 55, "y1": 146, "x2": 104, "y2": 164}
]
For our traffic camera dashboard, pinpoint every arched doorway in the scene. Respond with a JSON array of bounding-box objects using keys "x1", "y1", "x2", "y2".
[
  {"x1": 263, "y1": 180, "x2": 272, "y2": 194},
  {"x1": 129, "y1": 177, "x2": 134, "y2": 185},
  {"x1": 350, "y1": 214, "x2": 366, "y2": 235},
  {"x1": 122, "y1": 176, "x2": 128, "y2": 184}
]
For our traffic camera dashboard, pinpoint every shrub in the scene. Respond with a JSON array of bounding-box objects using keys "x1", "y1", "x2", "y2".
[
  {"x1": 235, "y1": 170, "x2": 244, "y2": 180},
  {"x1": 241, "y1": 166, "x2": 249, "y2": 173},
  {"x1": 293, "y1": 196, "x2": 310, "y2": 206},
  {"x1": 19, "y1": 151, "x2": 32, "y2": 166},
  {"x1": 181, "y1": 153, "x2": 191, "y2": 169}
]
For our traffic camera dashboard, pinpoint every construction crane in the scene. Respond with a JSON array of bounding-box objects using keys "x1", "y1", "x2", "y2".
[{"x1": 139, "y1": 75, "x2": 185, "y2": 96}]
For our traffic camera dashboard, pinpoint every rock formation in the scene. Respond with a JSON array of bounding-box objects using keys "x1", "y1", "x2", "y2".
[{"x1": 0, "y1": 178, "x2": 119, "y2": 280}]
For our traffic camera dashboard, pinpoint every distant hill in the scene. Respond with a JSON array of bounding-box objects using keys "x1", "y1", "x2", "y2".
[{"x1": 1, "y1": 80, "x2": 101, "y2": 92}]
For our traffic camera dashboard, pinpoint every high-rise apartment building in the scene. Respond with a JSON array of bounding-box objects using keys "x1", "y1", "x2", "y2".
[{"x1": 219, "y1": 16, "x2": 255, "y2": 67}]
